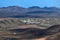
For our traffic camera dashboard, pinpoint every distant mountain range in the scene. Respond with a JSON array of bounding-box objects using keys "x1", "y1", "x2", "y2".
[{"x1": 0, "y1": 6, "x2": 60, "y2": 18}]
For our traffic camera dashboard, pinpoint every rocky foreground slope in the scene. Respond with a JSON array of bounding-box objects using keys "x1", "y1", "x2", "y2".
[{"x1": 0, "y1": 24, "x2": 60, "y2": 40}]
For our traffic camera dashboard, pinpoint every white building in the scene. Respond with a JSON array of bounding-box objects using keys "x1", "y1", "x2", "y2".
[{"x1": 21, "y1": 19, "x2": 40, "y2": 24}]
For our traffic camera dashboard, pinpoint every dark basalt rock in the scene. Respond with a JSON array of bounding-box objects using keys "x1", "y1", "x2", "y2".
[
  {"x1": 46, "y1": 25, "x2": 60, "y2": 35},
  {"x1": 9, "y1": 28, "x2": 46, "y2": 39}
]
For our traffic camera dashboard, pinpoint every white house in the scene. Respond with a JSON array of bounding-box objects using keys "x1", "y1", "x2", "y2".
[{"x1": 21, "y1": 19, "x2": 40, "y2": 24}]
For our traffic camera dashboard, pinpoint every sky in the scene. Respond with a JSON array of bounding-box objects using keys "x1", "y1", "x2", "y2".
[{"x1": 0, "y1": 0, "x2": 60, "y2": 8}]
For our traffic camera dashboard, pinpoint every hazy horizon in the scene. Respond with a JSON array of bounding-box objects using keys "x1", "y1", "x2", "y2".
[{"x1": 0, "y1": 0, "x2": 60, "y2": 8}]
